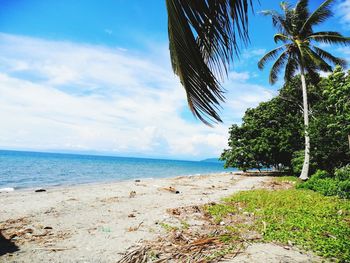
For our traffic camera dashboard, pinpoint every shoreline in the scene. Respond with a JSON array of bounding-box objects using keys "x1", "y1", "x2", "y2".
[
  {"x1": 1, "y1": 173, "x2": 267, "y2": 262},
  {"x1": 0, "y1": 171, "x2": 237, "y2": 193}
]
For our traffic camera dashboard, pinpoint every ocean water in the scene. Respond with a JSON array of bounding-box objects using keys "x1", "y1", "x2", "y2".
[{"x1": 0, "y1": 150, "x2": 235, "y2": 189}]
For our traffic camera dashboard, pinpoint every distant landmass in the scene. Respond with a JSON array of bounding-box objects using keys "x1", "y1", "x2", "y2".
[{"x1": 200, "y1": 158, "x2": 223, "y2": 163}]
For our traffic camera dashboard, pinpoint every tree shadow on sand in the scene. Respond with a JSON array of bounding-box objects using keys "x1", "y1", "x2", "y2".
[{"x1": 0, "y1": 231, "x2": 19, "y2": 256}]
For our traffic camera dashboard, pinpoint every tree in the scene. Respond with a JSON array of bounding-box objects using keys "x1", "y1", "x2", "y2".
[
  {"x1": 257, "y1": 0, "x2": 349, "y2": 179},
  {"x1": 165, "y1": 0, "x2": 253, "y2": 125},
  {"x1": 309, "y1": 67, "x2": 350, "y2": 171},
  {"x1": 221, "y1": 69, "x2": 350, "y2": 175},
  {"x1": 221, "y1": 87, "x2": 303, "y2": 171}
]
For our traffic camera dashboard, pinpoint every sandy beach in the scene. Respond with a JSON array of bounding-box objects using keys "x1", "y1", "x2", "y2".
[{"x1": 0, "y1": 174, "x2": 321, "y2": 262}]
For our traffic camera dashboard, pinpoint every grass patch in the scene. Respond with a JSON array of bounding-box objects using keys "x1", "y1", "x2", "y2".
[
  {"x1": 274, "y1": 176, "x2": 301, "y2": 183},
  {"x1": 159, "y1": 222, "x2": 178, "y2": 232},
  {"x1": 207, "y1": 189, "x2": 350, "y2": 262}
]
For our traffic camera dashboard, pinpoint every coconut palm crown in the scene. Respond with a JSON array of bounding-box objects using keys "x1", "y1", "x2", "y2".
[
  {"x1": 258, "y1": 0, "x2": 350, "y2": 180},
  {"x1": 258, "y1": 0, "x2": 349, "y2": 84},
  {"x1": 166, "y1": 0, "x2": 253, "y2": 125}
]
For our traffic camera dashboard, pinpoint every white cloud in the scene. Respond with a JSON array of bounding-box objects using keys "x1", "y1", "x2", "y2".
[
  {"x1": 222, "y1": 72, "x2": 275, "y2": 122},
  {"x1": 336, "y1": 47, "x2": 350, "y2": 66},
  {"x1": 242, "y1": 48, "x2": 266, "y2": 59},
  {"x1": 336, "y1": 0, "x2": 350, "y2": 27},
  {"x1": 0, "y1": 33, "x2": 273, "y2": 159},
  {"x1": 337, "y1": 46, "x2": 350, "y2": 55},
  {"x1": 228, "y1": 71, "x2": 250, "y2": 82}
]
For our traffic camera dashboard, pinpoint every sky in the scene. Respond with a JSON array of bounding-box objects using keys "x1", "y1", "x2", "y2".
[{"x1": 0, "y1": 0, "x2": 349, "y2": 160}]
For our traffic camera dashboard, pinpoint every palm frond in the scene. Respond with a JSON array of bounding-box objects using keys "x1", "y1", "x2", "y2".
[
  {"x1": 295, "y1": 0, "x2": 309, "y2": 15},
  {"x1": 261, "y1": 10, "x2": 290, "y2": 35},
  {"x1": 300, "y1": 0, "x2": 334, "y2": 34},
  {"x1": 294, "y1": 0, "x2": 309, "y2": 32},
  {"x1": 274, "y1": 33, "x2": 289, "y2": 43},
  {"x1": 304, "y1": 64, "x2": 320, "y2": 84},
  {"x1": 258, "y1": 45, "x2": 286, "y2": 70},
  {"x1": 166, "y1": 0, "x2": 253, "y2": 125},
  {"x1": 269, "y1": 50, "x2": 289, "y2": 84},
  {"x1": 304, "y1": 47, "x2": 332, "y2": 72},
  {"x1": 312, "y1": 46, "x2": 347, "y2": 68},
  {"x1": 284, "y1": 55, "x2": 299, "y2": 82},
  {"x1": 307, "y1": 32, "x2": 350, "y2": 46}
]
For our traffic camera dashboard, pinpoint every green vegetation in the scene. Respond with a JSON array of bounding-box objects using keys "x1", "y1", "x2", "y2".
[
  {"x1": 298, "y1": 165, "x2": 350, "y2": 199},
  {"x1": 165, "y1": 1, "x2": 350, "y2": 261},
  {"x1": 166, "y1": 0, "x2": 252, "y2": 124},
  {"x1": 159, "y1": 222, "x2": 178, "y2": 232},
  {"x1": 221, "y1": 67, "x2": 350, "y2": 183},
  {"x1": 258, "y1": 0, "x2": 349, "y2": 180},
  {"x1": 274, "y1": 176, "x2": 300, "y2": 183},
  {"x1": 207, "y1": 188, "x2": 350, "y2": 261}
]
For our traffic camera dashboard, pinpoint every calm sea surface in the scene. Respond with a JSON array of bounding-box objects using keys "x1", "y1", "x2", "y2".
[{"x1": 0, "y1": 150, "x2": 235, "y2": 189}]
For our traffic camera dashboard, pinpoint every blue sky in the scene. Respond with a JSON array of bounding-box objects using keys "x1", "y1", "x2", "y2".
[{"x1": 0, "y1": 0, "x2": 349, "y2": 160}]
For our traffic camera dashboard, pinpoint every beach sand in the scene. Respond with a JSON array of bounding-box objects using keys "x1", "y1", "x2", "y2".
[{"x1": 0, "y1": 174, "x2": 320, "y2": 262}]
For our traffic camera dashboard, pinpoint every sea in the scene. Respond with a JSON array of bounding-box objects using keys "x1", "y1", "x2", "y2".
[{"x1": 0, "y1": 150, "x2": 236, "y2": 190}]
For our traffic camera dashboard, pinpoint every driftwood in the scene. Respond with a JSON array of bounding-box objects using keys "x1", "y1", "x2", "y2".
[
  {"x1": 160, "y1": 187, "x2": 179, "y2": 194},
  {"x1": 33, "y1": 247, "x2": 72, "y2": 251}
]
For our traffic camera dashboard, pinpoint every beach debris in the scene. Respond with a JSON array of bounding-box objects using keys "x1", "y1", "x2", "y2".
[
  {"x1": 167, "y1": 208, "x2": 181, "y2": 216},
  {"x1": 117, "y1": 245, "x2": 149, "y2": 263},
  {"x1": 129, "y1": 191, "x2": 136, "y2": 198},
  {"x1": 100, "y1": 196, "x2": 119, "y2": 203},
  {"x1": 188, "y1": 236, "x2": 219, "y2": 247},
  {"x1": 0, "y1": 217, "x2": 71, "y2": 246},
  {"x1": 35, "y1": 189, "x2": 46, "y2": 193},
  {"x1": 117, "y1": 199, "x2": 267, "y2": 262},
  {"x1": 261, "y1": 180, "x2": 295, "y2": 190},
  {"x1": 135, "y1": 179, "x2": 141, "y2": 183},
  {"x1": 101, "y1": 227, "x2": 112, "y2": 233},
  {"x1": 127, "y1": 222, "x2": 143, "y2": 232},
  {"x1": 161, "y1": 186, "x2": 180, "y2": 194},
  {"x1": 33, "y1": 246, "x2": 73, "y2": 251},
  {"x1": 128, "y1": 213, "x2": 136, "y2": 218}
]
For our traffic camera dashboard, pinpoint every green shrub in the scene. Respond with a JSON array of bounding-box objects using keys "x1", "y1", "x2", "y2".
[
  {"x1": 338, "y1": 180, "x2": 350, "y2": 199},
  {"x1": 298, "y1": 167, "x2": 350, "y2": 199},
  {"x1": 297, "y1": 176, "x2": 339, "y2": 196},
  {"x1": 312, "y1": 169, "x2": 330, "y2": 179},
  {"x1": 291, "y1": 150, "x2": 304, "y2": 175},
  {"x1": 291, "y1": 150, "x2": 317, "y2": 176},
  {"x1": 335, "y1": 165, "x2": 350, "y2": 181}
]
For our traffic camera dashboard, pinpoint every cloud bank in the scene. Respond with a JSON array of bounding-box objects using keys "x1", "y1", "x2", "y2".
[{"x1": 0, "y1": 33, "x2": 272, "y2": 159}]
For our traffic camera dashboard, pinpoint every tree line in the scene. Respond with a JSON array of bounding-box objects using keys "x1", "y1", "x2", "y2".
[{"x1": 221, "y1": 66, "x2": 350, "y2": 175}]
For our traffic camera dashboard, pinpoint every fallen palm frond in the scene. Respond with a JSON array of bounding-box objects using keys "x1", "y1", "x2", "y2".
[
  {"x1": 117, "y1": 204, "x2": 261, "y2": 262},
  {"x1": 117, "y1": 245, "x2": 150, "y2": 263}
]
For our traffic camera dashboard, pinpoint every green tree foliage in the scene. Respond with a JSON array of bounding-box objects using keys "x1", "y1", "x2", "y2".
[
  {"x1": 258, "y1": 0, "x2": 349, "y2": 179},
  {"x1": 310, "y1": 66, "x2": 350, "y2": 171},
  {"x1": 221, "y1": 68, "x2": 350, "y2": 173},
  {"x1": 221, "y1": 88, "x2": 303, "y2": 171}
]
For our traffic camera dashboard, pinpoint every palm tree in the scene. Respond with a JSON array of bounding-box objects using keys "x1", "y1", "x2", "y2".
[
  {"x1": 165, "y1": 0, "x2": 253, "y2": 125},
  {"x1": 257, "y1": 0, "x2": 349, "y2": 179}
]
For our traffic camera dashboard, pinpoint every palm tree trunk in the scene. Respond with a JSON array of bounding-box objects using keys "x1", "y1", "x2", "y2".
[{"x1": 299, "y1": 66, "x2": 310, "y2": 180}]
